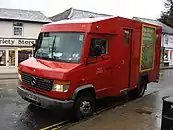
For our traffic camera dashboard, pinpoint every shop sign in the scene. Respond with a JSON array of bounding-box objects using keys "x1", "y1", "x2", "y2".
[{"x1": 0, "y1": 38, "x2": 36, "y2": 46}]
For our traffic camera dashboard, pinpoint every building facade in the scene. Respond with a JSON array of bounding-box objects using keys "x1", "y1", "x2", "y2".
[
  {"x1": 162, "y1": 34, "x2": 173, "y2": 65},
  {"x1": 133, "y1": 17, "x2": 173, "y2": 66},
  {"x1": 0, "y1": 8, "x2": 51, "y2": 73}
]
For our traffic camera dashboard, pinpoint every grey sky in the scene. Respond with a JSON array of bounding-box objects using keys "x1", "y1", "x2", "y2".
[{"x1": 1, "y1": 0, "x2": 164, "y2": 19}]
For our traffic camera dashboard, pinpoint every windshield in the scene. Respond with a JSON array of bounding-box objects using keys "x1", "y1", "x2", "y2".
[{"x1": 35, "y1": 32, "x2": 85, "y2": 63}]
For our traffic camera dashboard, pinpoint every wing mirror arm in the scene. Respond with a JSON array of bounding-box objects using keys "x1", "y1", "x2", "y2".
[{"x1": 85, "y1": 45, "x2": 101, "y2": 65}]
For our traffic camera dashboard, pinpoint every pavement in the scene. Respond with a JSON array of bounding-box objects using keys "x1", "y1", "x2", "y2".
[
  {"x1": 67, "y1": 88, "x2": 164, "y2": 130},
  {"x1": 0, "y1": 69, "x2": 173, "y2": 130},
  {"x1": 0, "y1": 73, "x2": 18, "y2": 80},
  {"x1": 160, "y1": 65, "x2": 173, "y2": 70}
]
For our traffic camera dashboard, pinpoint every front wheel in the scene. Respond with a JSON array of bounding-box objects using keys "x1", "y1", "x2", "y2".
[{"x1": 72, "y1": 93, "x2": 95, "y2": 121}]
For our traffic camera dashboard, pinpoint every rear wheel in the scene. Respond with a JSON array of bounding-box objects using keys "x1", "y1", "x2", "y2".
[
  {"x1": 137, "y1": 81, "x2": 147, "y2": 97},
  {"x1": 72, "y1": 93, "x2": 95, "y2": 121},
  {"x1": 128, "y1": 79, "x2": 147, "y2": 99}
]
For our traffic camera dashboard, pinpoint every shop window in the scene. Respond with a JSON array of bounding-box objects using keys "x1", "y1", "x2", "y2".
[
  {"x1": 0, "y1": 50, "x2": 6, "y2": 66},
  {"x1": 124, "y1": 29, "x2": 130, "y2": 45},
  {"x1": 89, "y1": 38, "x2": 108, "y2": 56},
  {"x1": 13, "y1": 22, "x2": 23, "y2": 36},
  {"x1": 18, "y1": 48, "x2": 33, "y2": 63},
  {"x1": 9, "y1": 50, "x2": 15, "y2": 66}
]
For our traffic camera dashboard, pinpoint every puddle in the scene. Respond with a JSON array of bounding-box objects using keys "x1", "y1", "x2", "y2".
[{"x1": 135, "y1": 108, "x2": 153, "y2": 115}]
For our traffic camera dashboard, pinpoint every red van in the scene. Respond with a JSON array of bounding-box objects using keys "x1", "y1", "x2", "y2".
[{"x1": 17, "y1": 16, "x2": 162, "y2": 120}]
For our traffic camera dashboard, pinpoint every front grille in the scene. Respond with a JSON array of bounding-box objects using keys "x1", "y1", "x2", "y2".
[{"x1": 21, "y1": 73, "x2": 53, "y2": 91}]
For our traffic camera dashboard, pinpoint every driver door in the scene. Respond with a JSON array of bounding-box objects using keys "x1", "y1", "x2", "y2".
[{"x1": 86, "y1": 34, "x2": 112, "y2": 98}]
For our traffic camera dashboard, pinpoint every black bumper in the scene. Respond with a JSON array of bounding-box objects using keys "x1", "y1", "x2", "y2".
[{"x1": 17, "y1": 86, "x2": 74, "y2": 109}]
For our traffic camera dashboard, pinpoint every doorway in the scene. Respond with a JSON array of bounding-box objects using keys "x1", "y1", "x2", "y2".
[{"x1": 0, "y1": 48, "x2": 18, "y2": 73}]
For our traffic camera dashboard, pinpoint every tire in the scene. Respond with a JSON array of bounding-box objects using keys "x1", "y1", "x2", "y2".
[
  {"x1": 128, "y1": 79, "x2": 147, "y2": 99},
  {"x1": 137, "y1": 81, "x2": 147, "y2": 97},
  {"x1": 72, "y1": 92, "x2": 95, "y2": 121}
]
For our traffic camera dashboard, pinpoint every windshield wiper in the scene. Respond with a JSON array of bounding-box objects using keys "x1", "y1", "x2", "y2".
[{"x1": 35, "y1": 51, "x2": 52, "y2": 60}]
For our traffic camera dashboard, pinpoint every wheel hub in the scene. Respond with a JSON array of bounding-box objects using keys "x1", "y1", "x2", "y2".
[{"x1": 80, "y1": 101, "x2": 91, "y2": 115}]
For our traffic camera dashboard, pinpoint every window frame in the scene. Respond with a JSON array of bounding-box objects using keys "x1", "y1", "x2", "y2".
[{"x1": 13, "y1": 22, "x2": 23, "y2": 36}]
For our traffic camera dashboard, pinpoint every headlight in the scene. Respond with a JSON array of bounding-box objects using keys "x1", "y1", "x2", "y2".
[{"x1": 52, "y1": 80, "x2": 70, "y2": 92}]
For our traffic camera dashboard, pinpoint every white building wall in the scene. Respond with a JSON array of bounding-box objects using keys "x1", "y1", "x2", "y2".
[
  {"x1": 0, "y1": 21, "x2": 13, "y2": 38},
  {"x1": 0, "y1": 20, "x2": 43, "y2": 38},
  {"x1": 23, "y1": 22, "x2": 42, "y2": 38}
]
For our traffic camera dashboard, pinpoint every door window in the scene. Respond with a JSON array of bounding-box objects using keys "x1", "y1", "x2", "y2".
[
  {"x1": 124, "y1": 29, "x2": 131, "y2": 45},
  {"x1": 0, "y1": 50, "x2": 6, "y2": 66},
  {"x1": 89, "y1": 38, "x2": 108, "y2": 56}
]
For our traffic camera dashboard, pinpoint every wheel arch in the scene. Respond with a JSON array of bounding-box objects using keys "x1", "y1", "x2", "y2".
[{"x1": 72, "y1": 84, "x2": 96, "y2": 100}]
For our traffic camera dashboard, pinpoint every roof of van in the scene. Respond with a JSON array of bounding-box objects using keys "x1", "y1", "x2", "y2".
[{"x1": 41, "y1": 16, "x2": 162, "y2": 34}]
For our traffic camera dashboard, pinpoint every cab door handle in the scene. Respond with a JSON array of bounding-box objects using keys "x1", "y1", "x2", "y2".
[{"x1": 105, "y1": 66, "x2": 112, "y2": 70}]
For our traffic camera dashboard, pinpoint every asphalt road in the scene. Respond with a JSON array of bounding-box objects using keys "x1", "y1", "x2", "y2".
[{"x1": 0, "y1": 69, "x2": 171, "y2": 130}]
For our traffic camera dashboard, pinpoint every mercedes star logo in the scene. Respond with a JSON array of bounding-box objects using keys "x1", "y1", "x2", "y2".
[{"x1": 31, "y1": 77, "x2": 36, "y2": 86}]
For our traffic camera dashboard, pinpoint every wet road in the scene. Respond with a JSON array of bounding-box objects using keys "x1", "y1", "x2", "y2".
[
  {"x1": 0, "y1": 80, "x2": 72, "y2": 130},
  {"x1": 0, "y1": 69, "x2": 172, "y2": 130}
]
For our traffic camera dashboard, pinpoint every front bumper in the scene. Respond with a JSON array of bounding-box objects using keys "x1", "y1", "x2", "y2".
[{"x1": 17, "y1": 86, "x2": 74, "y2": 109}]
